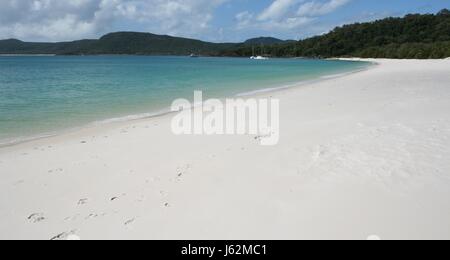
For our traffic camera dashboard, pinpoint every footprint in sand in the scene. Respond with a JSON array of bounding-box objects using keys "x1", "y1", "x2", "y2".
[
  {"x1": 175, "y1": 165, "x2": 191, "y2": 183},
  {"x1": 85, "y1": 213, "x2": 99, "y2": 220},
  {"x1": 28, "y1": 213, "x2": 45, "y2": 223},
  {"x1": 110, "y1": 193, "x2": 126, "y2": 202},
  {"x1": 176, "y1": 164, "x2": 191, "y2": 178},
  {"x1": 77, "y1": 198, "x2": 88, "y2": 206},
  {"x1": 254, "y1": 135, "x2": 263, "y2": 142},
  {"x1": 50, "y1": 230, "x2": 78, "y2": 240},
  {"x1": 48, "y1": 168, "x2": 64, "y2": 174},
  {"x1": 124, "y1": 218, "x2": 135, "y2": 226}
]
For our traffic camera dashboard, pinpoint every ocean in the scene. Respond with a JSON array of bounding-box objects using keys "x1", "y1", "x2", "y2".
[{"x1": 0, "y1": 56, "x2": 370, "y2": 144}]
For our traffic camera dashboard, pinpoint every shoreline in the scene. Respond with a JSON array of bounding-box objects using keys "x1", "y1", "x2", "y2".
[
  {"x1": 0, "y1": 60, "x2": 374, "y2": 149},
  {"x1": 0, "y1": 54, "x2": 56, "y2": 56},
  {"x1": 1, "y1": 58, "x2": 450, "y2": 240},
  {"x1": 236, "y1": 63, "x2": 377, "y2": 97}
]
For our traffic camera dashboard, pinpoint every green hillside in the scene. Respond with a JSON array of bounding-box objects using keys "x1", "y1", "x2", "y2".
[
  {"x1": 220, "y1": 9, "x2": 450, "y2": 59},
  {"x1": 0, "y1": 32, "x2": 235, "y2": 55},
  {"x1": 243, "y1": 37, "x2": 287, "y2": 45}
]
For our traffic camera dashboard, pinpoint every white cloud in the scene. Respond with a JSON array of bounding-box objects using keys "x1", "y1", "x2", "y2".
[
  {"x1": 114, "y1": 0, "x2": 227, "y2": 37},
  {"x1": 0, "y1": 0, "x2": 106, "y2": 41},
  {"x1": 297, "y1": 0, "x2": 351, "y2": 16},
  {"x1": 0, "y1": 0, "x2": 227, "y2": 41},
  {"x1": 234, "y1": 0, "x2": 351, "y2": 40},
  {"x1": 263, "y1": 17, "x2": 314, "y2": 30},
  {"x1": 258, "y1": 0, "x2": 300, "y2": 21},
  {"x1": 0, "y1": 0, "x2": 353, "y2": 42},
  {"x1": 235, "y1": 11, "x2": 254, "y2": 29}
]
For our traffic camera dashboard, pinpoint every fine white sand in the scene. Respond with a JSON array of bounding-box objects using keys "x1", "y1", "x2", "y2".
[{"x1": 1, "y1": 59, "x2": 450, "y2": 240}]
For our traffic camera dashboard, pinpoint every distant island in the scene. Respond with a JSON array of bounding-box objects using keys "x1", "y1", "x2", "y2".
[{"x1": 1, "y1": 9, "x2": 449, "y2": 59}]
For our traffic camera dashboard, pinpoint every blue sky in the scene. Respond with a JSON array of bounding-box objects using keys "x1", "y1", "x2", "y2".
[
  {"x1": 209, "y1": 0, "x2": 450, "y2": 41},
  {"x1": 0, "y1": 0, "x2": 449, "y2": 42}
]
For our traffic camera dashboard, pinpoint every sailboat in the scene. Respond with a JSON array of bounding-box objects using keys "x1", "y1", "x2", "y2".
[
  {"x1": 250, "y1": 44, "x2": 269, "y2": 60},
  {"x1": 251, "y1": 56, "x2": 269, "y2": 60}
]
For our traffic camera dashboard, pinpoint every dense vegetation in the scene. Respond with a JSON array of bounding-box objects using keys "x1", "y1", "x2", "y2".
[
  {"x1": 0, "y1": 32, "x2": 291, "y2": 55},
  {"x1": 221, "y1": 9, "x2": 450, "y2": 59},
  {"x1": 0, "y1": 39, "x2": 98, "y2": 55},
  {"x1": 0, "y1": 32, "x2": 238, "y2": 55},
  {"x1": 243, "y1": 37, "x2": 288, "y2": 45},
  {"x1": 1, "y1": 10, "x2": 449, "y2": 58}
]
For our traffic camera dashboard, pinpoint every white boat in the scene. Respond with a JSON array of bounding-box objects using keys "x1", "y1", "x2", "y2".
[
  {"x1": 250, "y1": 44, "x2": 269, "y2": 60},
  {"x1": 250, "y1": 56, "x2": 269, "y2": 60}
]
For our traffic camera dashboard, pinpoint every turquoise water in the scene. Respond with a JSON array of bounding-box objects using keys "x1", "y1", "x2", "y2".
[{"x1": 0, "y1": 56, "x2": 370, "y2": 143}]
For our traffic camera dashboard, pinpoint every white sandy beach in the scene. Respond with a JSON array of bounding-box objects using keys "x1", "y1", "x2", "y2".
[{"x1": 1, "y1": 59, "x2": 450, "y2": 240}]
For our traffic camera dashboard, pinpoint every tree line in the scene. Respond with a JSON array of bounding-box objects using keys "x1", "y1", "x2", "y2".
[{"x1": 219, "y1": 9, "x2": 450, "y2": 59}]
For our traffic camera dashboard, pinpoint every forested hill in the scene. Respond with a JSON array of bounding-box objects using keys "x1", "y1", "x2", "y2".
[
  {"x1": 243, "y1": 37, "x2": 287, "y2": 45},
  {"x1": 0, "y1": 32, "x2": 236, "y2": 55},
  {"x1": 0, "y1": 33, "x2": 288, "y2": 55},
  {"x1": 220, "y1": 9, "x2": 450, "y2": 59}
]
